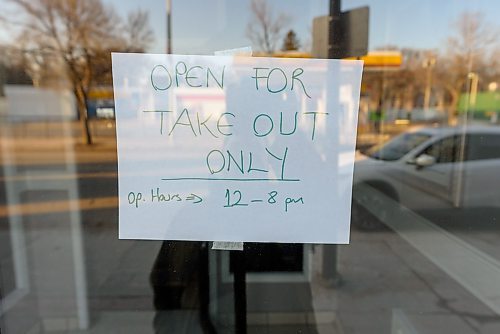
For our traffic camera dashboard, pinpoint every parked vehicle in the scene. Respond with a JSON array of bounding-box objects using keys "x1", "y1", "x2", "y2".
[{"x1": 352, "y1": 126, "x2": 500, "y2": 229}]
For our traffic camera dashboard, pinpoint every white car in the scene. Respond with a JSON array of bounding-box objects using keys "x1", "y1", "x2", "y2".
[{"x1": 352, "y1": 126, "x2": 500, "y2": 229}]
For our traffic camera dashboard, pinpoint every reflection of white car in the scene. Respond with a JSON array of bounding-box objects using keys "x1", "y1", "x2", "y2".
[{"x1": 352, "y1": 126, "x2": 500, "y2": 228}]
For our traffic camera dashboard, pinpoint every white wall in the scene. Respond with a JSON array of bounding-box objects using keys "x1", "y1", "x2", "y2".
[{"x1": 4, "y1": 85, "x2": 76, "y2": 121}]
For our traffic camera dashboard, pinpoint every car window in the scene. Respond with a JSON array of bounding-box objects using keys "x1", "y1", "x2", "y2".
[
  {"x1": 365, "y1": 132, "x2": 431, "y2": 161},
  {"x1": 421, "y1": 135, "x2": 463, "y2": 163},
  {"x1": 465, "y1": 134, "x2": 500, "y2": 161}
]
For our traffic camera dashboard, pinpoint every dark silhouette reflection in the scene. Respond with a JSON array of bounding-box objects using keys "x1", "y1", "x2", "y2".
[
  {"x1": 233, "y1": 244, "x2": 319, "y2": 334},
  {"x1": 148, "y1": 55, "x2": 338, "y2": 333},
  {"x1": 150, "y1": 241, "x2": 215, "y2": 334},
  {"x1": 231, "y1": 243, "x2": 303, "y2": 273},
  {"x1": 150, "y1": 242, "x2": 320, "y2": 334}
]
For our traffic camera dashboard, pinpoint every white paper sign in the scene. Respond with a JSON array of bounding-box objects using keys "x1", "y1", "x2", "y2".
[{"x1": 112, "y1": 53, "x2": 363, "y2": 244}]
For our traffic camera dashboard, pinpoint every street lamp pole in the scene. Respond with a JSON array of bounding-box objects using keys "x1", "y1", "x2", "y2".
[
  {"x1": 423, "y1": 57, "x2": 436, "y2": 111},
  {"x1": 468, "y1": 72, "x2": 479, "y2": 110}
]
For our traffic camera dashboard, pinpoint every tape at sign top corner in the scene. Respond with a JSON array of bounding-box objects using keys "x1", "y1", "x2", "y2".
[{"x1": 212, "y1": 241, "x2": 244, "y2": 251}]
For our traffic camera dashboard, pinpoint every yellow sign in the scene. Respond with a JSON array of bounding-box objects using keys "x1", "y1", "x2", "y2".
[
  {"x1": 88, "y1": 87, "x2": 113, "y2": 100},
  {"x1": 347, "y1": 51, "x2": 402, "y2": 68}
]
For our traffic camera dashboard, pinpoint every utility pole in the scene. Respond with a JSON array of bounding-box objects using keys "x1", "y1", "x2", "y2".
[
  {"x1": 329, "y1": 0, "x2": 343, "y2": 59},
  {"x1": 166, "y1": 0, "x2": 172, "y2": 54},
  {"x1": 0, "y1": 62, "x2": 4, "y2": 97}
]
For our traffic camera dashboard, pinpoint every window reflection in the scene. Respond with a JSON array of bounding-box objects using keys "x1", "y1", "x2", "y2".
[{"x1": 2, "y1": 0, "x2": 500, "y2": 333}]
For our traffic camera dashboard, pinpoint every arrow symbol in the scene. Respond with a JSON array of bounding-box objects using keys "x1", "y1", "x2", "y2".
[{"x1": 185, "y1": 193, "x2": 203, "y2": 204}]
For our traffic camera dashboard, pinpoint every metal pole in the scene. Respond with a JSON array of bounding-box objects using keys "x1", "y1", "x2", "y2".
[
  {"x1": 199, "y1": 243, "x2": 217, "y2": 334},
  {"x1": 323, "y1": 0, "x2": 342, "y2": 287},
  {"x1": 469, "y1": 72, "x2": 479, "y2": 108},
  {"x1": 0, "y1": 62, "x2": 4, "y2": 97},
  {"x1": 166, "y1": 0, "x2": 172, "y2": 54},
  {"x1": 233, "y1": 249, "x2": 247, "y2": 334},
  {"x1": 329, "y1": 0, "x2": 343, "y2": 59},
  {"x1": 423, "y1": 57, "x2": 436, "y2": 111},
  {"x1": 452, "y1": 72, "x2": 478, "y2": 208}
]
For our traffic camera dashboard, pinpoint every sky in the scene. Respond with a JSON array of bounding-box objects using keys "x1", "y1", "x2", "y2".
[{"x1": 1, "y1": 0, "x2": 500, "y2": 54}]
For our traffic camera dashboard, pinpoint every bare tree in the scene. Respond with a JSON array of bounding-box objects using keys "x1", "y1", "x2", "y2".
[
  {"x1": 356, "y1": 13, "x2": 499, "y2": 127},
  {"x1": 436, "y1": 11, "x2": 498, "y2": 122},
  {"x1": 124, "y1": 10, "x2": 154, "y2": 52},
  {"x1": 246, "y1": 0, "x2": 290, "y2": 54},
  {"x1": 1, "y1": 0, "x2": 154, "y2": 144}
]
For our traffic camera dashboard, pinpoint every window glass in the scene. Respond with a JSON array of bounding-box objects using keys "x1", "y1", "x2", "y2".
[
  {"x1": 421, "y1": 135, "x2": 462, "y2": 163},
  {"x1": 3, "y1": 1, "x2": 500, "y2": 333},
  {"x1": 365, "y1": 132, "x2": 431, "y2": 161},
  {"x1": 466, "y1": 134, "x2": 500, "y2": 161}
]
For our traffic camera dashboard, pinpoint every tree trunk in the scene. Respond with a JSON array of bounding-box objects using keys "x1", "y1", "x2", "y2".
[
  {"x1": 448, "y1": 91, "x2": 460, "y2": 126},
  {"x1": 78, "y1": 99, "x2": 92, "y2": 145},
  {"x1": 74, "y1": 84, "x2": 93, "y2": 145}
]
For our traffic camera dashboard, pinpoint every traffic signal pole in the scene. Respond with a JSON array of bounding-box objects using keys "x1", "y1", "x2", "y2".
[
  {"x1": 329, "y1": 0, "x2": 343, "y2": 59},
  {"x1": 323, "y1": 0, "x2": 342, "y2": 286}
]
